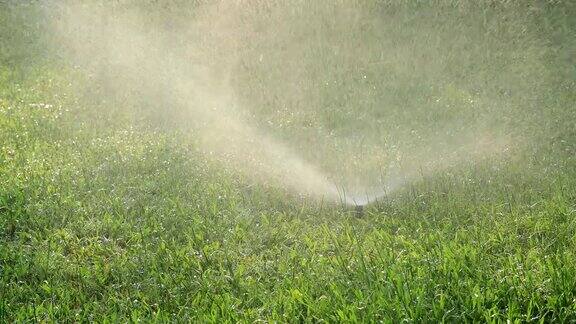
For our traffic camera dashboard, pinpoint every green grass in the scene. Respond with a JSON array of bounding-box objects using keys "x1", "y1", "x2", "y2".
[{"x1": 1, "y1": 0, "x2": 576, "y2": 322}]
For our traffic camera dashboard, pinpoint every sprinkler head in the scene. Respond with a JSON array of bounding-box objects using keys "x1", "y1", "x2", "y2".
[{"x1": 355, "y1": 205, "x2": 364, "y2": 217}]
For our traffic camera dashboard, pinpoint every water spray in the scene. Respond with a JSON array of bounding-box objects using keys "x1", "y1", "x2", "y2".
[{"x1": 53, "y1": 2, "x2": 512, "y2": 217}]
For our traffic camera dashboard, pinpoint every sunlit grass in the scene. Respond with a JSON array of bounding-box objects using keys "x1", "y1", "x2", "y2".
[{"x1": 1, "y1": 0, "x2": 575, "y2": 322}]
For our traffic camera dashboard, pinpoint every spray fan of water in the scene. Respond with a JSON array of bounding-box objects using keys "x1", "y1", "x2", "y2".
[{"x1": 49, "y1": 2, "x2": 515, "y2": 207}]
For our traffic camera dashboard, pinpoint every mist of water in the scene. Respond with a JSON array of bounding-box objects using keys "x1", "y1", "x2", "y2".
[{"x1": 48, "y1": 1, "x2": 523, "y2": 206}]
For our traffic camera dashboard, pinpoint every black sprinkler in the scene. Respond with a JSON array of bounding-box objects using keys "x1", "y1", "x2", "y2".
[{"x1": 355, "y1": 204, "x2": 364, "y2": 217}]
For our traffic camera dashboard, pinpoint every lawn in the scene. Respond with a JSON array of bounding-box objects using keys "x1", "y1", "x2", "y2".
[{"x1": 1, "y1": 1, "x2": 575, "y2": 322}]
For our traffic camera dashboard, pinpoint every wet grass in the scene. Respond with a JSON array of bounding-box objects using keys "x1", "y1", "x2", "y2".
[{"x1": 1, "y1": 1, "x2": 576, "y2": 322}]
